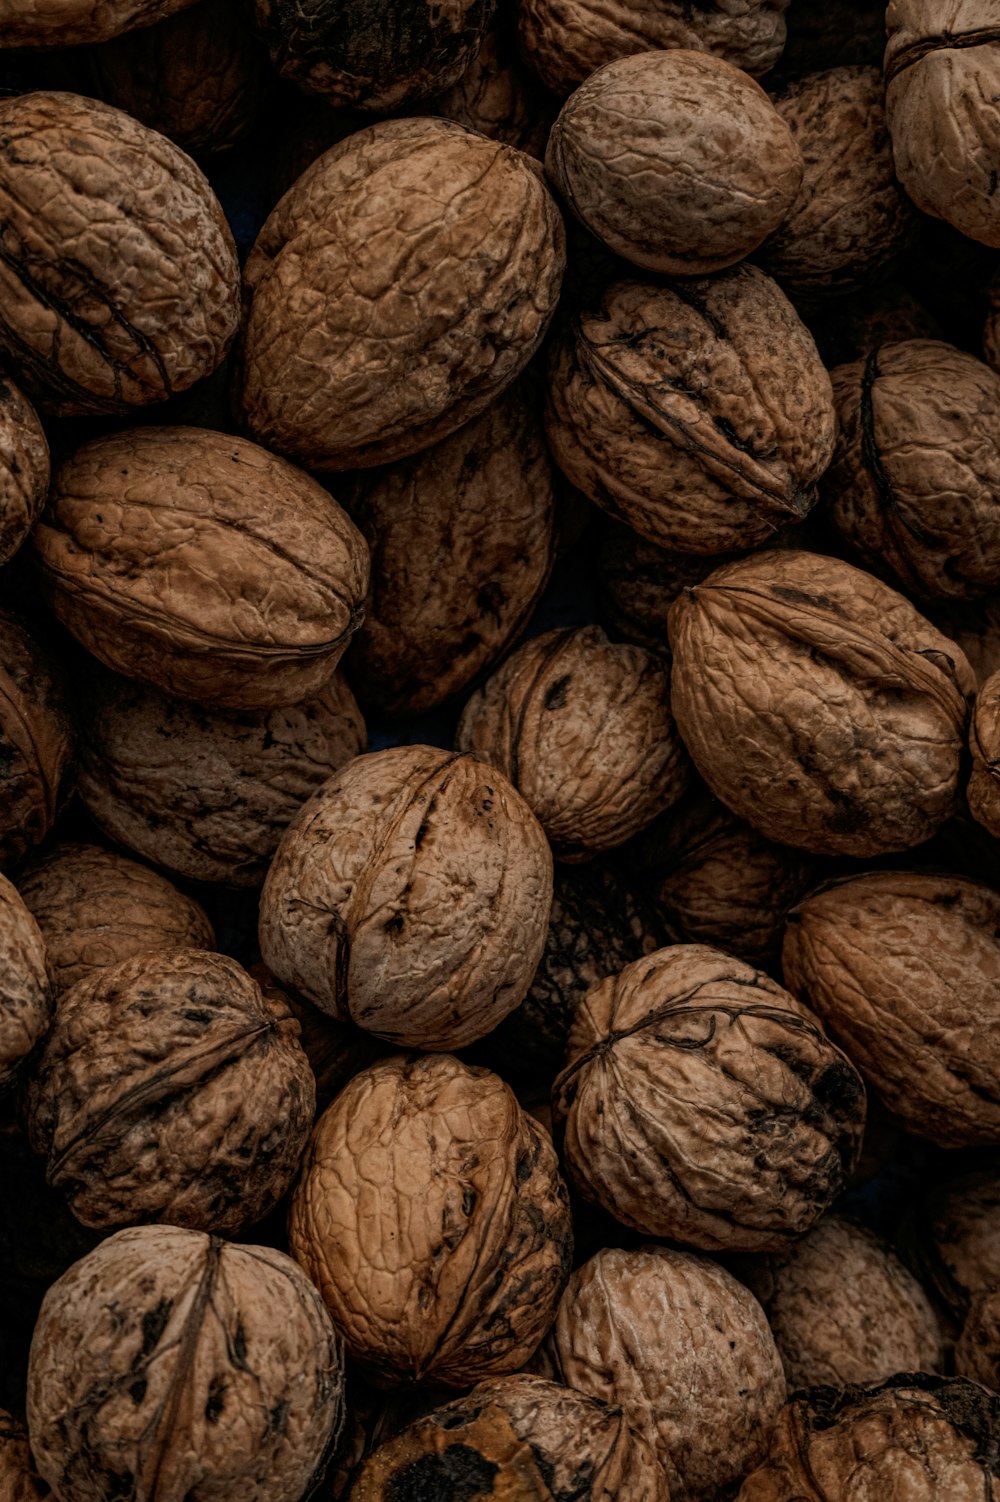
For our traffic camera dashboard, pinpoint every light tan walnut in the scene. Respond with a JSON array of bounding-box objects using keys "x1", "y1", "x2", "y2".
[{"x1": 0, "y1": 871, "x2": 49, "y2": 1091}]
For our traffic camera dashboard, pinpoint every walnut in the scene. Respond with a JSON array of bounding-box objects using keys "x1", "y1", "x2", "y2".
[
  {"x1": 24, "y1": 948, "x2": 315, "y2": 1232},
  {"x1": 0, "y1": 0, "x2": 197, "y2": 45},
  {"x1": 668, "y1": 550, "x2": 975, "y2": 855},
  {"x1": 33, "y1": 425, "x2": 369, "y2": 711},
  {"x1": 544, "y1": 1245, "x2": 786, "y2": 1501},
  {"x1": 259, "y1": 745, "x2": 553, "y2": 1051},
  {"x1": 956, "y1": 1291, "x2": 1000, "y2": 1391},
  {"x1": 782, "y1": 871, "x2": 1000, "y2": 1148},
  {"x1": 597, "y1": 522, "x2": 739, "y2": 654},
  {"x1": 970, "y1": 669, "x2": 1000, "y2": 837},
  {"x1": 553, "y1": 945, "x2": 865, "y2": 1251},
  {"x1": 0, "y1": 615, "x2": 75, "y2": 871},
  {"x1": 0, "y1": 872, "x2": 49, "y2": 1091},
  {"x1": 544, "y1": 269, "x2": 835, "y2": 554},
  {"x1": 17, "y1": 843, "x2": 215, "y2": 998},
  {"x1": 252, "y1": 966, "x2": 387, "y2": 1114},
  {"x1": 26, "y1": 1224, "x2": 345, "y2": 1502},
  {"x1": 911, "y1": 1171, "x2": 1000, "y2": 1321},
  {"x1": 239, "y1": 117, "x2": 564, "y2": 471},
  {"x1": 0, "y1": 92, "x2": 238, "y2": 415},
  {"x1": 0, "y1": 378, "x2": 48, "y2": 571},
  {"x1": 0, "y1": 1411, "x2": 49, "y2": 1502},
  {"x1": 342, "y1": 387, "x2": 556, "y2": 720},
  {"x1": 931, "y1": 594, "x2": 1000, "y2": 687},
  {"x1": 428, "y1": 24, "x2": 557, "y2": 157},
  {"x1": 288, "y1": 1053, "x2": 572, "y2": 1387}
]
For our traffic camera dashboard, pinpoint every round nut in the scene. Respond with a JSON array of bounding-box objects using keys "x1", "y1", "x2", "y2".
[
  {"x1": 0, "y1": 871, "x2": 49, "y2": 1091},
  {"x1": 428, "y1": 25, "x2": 557, "y2": 158},
  {"x1": 956, "y1": 1289, "x2": 1000, "y2": 1391},
  {"x1": 0, "y1": 0, "x2": 198, "y2": 45},
  {"x1": 0, "y1": 1410, "x2": 49, "y2": 1502},
  {"x1": 969, "y1": 668, "x2": 1000, "y2": 837},
  {"x1": 0, "y1": 377, "x2": 48, "y2": 570},
  {"x1": 0, "y1": 615, "x2": 75, "y2": 871},
  {"x1": 913, "y1": 1170, "x2": 1000, "y2": 1321}
]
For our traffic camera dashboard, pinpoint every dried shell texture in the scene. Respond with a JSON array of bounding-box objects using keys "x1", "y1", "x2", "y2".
[
  {"x1": 544, "y1": 270, "x2": 835, "y2": 555},
  {"x1": 825, "y1": 341, "x2": 1000, "y2": 602},
  {"x1": 738, "y1": 1216, "x2": 944, "y2": 1390},
  {"x1": 17, "y1": 843, "x2": 214, "y2": 998},
  {"x1": 0, "y1": 92, "x2": 238, "y2": 415},
  {"x1": 518, "y1": 0, "x2": 788, "y2": 96},
  {"x1": 0, "y1": 1411, "x2": 50, "y2": 1502},
  {"x1": 914, "y1": 1170, "x2": 1000, "y2": 1320},
  {"x1": 428, "y1": 25, "x2": 557, "y2": 158},
  {"x1": 350, "y1": 1375, "x2": 670, "y2": 1501},
  {"x1": 885, "y1": 1, "x2": 1000, "y2": 248},
  {"x1": 77, "y1": 667, "x2": 366, "y2": 887},
  {"x1": 0, "y1": 615, "x2": 75, "y2": 871},
  {"x1": 553, "y1": 945, "x2": 865, "y2": 1251},
  {"x1": 240, "y1": 117, "x2": 565, "y2": 471},
  {"x1": 26, "y1": 1224, "x2": 345, "y2": 1502},
  {"x1": 782, "y1": 871, "x2": 1000, "y2": 1148},
  {"x1": 0, "y1": 0, "x2": 197, "y2": 44},
  {"x1": 0, "y1": 378, "x2": 49, "y2": 570},
  {"x1": 259, "y1": 745, "x2": 553, "y2": 1051},
  {"x1": 342, "y1": 389, "x2": 556, "y2": 720},
  {"x1": 970, "y1": 670, "x2": 1000, "y2": 836},
  {"x1": 597, "y1": 523, "x2": 739, "y2": 653},
  {"x1": 35, "y1": 426, "x2": 370, "y2": 710},
  {"x1": 288, "y1": 1054, "x2": 573, "y2": 1387},
  {"x1": 258, "y1": 970, "x2": 387, "y2": 1114},
  {"x1": 956, "y1": 1290, "x2": 1000, "y2": 1390},
  {"x1": 24, "y1": 948, "x2": 316, "y2": 1232},
  {"x1": 545, "y1": 1246, "x2": 786, "y2": 1501},
  {"x1": 737, "y1": 1374, "x2": 1000, "y2": 1502},
  {"x1": 545, "y1": 51, "x2": 802, "y2": 275},
  {"x1": 667, "y1": 549, "x2": 975, "y2": 856},
  {"x1": 760, "y1": 67, "x2": 915, "y2": 296},
  {"x1": 0, "y1": 872, "x2": 49, "y2": 1090},
  {"x1": 456, "y1": 626, "x2": 688, "y2": 859},
  {"x1": 929, "y1": 593, "x2": 1000, "y2": 686}
]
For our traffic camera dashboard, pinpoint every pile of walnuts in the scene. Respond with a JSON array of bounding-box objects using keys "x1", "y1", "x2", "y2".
[{"x1": 4, "y1": 2, "x2": 1000, "y2": 1500}]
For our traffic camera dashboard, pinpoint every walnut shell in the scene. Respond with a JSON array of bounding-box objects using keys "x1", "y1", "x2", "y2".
[
  {"x1": 0, "y1": 1411, "x2": 49, "y2": 1502},
  {"x1": 34, "y1": 425, "x2": 369, "y2": 710},
  {"x1": 0, "y1": 0, "x2": 197, "y2": 44},
  {"x1": 970, "y1": 669, "x2": 1000, "y2": 836},
  {"x1": 0, "y1": 615, "x2": 75, "y2": 871},
  {"x1": 240, "y1": 117, "x2": 565, "y2": 471},
  {"x1": 428, "y1": 25, "x2": 557, "y2": 158},
  {"x1": 544, "y1": 269, "x2": 835, "y2": 554},
  {"x1": 253, "y1": 966, "x2": 387, "y2": 1114},
  {"x1": 667, "y1": 549, "x2": 975, "y2": 856},
  {"x1": 912, "y1": 1170, "x2": 1000, "y2": 1321},
  {"x1": 26, "y1": 1224, "x2": 345, "y2": 1502},
  {"x1": 0, "y1": 872, "x2": 49, "y2": 1091},
  {"x1": 930, "y1": 593, "x2": 1000, "y2": 686},
  {"x1": 782, "y1": 871, "x2": 1000, "y2": 1148},
  {"x1": 24, "y1": 948, "x2": 315, "y2": 1232},
  {"x1": 288, "y1": 1054, "x2": 572, "y2": 1387},
  {"x1": 596, "y1": 523, "x2": 740, "y2": 654},
  {"x1": 544, "y1": 1245, "x2": 786, "y2": 1502},
  {"x1": 0, "y1": 378, "x2": 49, "y2": 570},
  {"x1": 955, "y1": 1291, "x2": 1000, "y2": 1391},
  {"x1": 0, "y1": 92, "x2": 238, "y2": 415},
  {"x1": 545, "y1": 51, "x2": 802, "y2": 275},
  {"x1": 259, "y1": 745, "x2": 553, "y2": 1051}
]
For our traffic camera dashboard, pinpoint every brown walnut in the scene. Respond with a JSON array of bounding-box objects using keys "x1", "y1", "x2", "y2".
[
  {"x1": 911, "y1": 1171, "x2": 1000, "y2": 1322},
  {"x1": 26, "y1": 1224, "x2": 345, "y2": 1502},
  {"x1": 428, "y1": 25, "x2": 557, "y2": 158},
  {"x1": 0, "y1": 378, "x2": 48, "y2": 571},
  {"x1": 252, "y1": 965, "x2": 387, "y2": 1115},
  {"x1": 0, "y1": 615, "x2": 75, "y2": 871},
  {"x1": 0, "y1": 872, "x2": 49, "y2": 1091},
  {"x1": 0, "y1": 0, "x2": 197, "y2": 44},
  {"x1": 0, "y1": 1411, "x2": 49, "y2": 1502},
  {"x1": 969, "y1": 669, "x2": 1000, "y2": 837},
  {"x1": 931, "y1": 593, "x2": 1000, "y2": 686},
  {"x1": 956, "y1": 1290, "x2": 1000, "y2": 1392},
  {"x1": 596, "y1": 523, "x2": 740, "y2": 654}
]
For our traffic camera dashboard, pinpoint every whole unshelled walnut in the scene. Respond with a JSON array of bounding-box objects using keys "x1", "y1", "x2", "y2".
[
  {"x1": 0, "y1": 378, "x2": 48, "y2": 570},
  {"x1": 956, "y1": 1290, "x2": 1000, "y2": 1391},
  {"x1": 288, "y1": 1054, "x2": 572, "y2": 1387},
  {"x1": 0, "y1": 1411, "x2": 49, "y2": 1502},
  {"x1": 668, "y1": 550, "x2": 975, "y2": 855},
  {"x1": 428, "y1": 25, "x2": 556, "y2": 158},
  {"x1": 969, "y1": 669, "x2": 1000, "y2": 837},
  {"x1": 0, "y1": 0, "x2": 198, "y2": 45},
  {"x1": 27, "y1": 1224, "x2": 345, "y2": 1502},
  {"x1": 0, "y1": 872, "x2": 49, "y2": 1091},
  {"x1": 910, "y1": 1170, "x2": 1000, "y2": 1322},
  {"x1": 253, "y1": 965, "x2": 387, "y2": 1114},
  {"x1": 0, "y1": 615, "x2": 75, "y2": 871}
]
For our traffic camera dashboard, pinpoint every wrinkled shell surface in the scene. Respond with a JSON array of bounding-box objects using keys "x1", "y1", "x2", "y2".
[
  {"x1": 240, "y1": 117, "x2": 565, "y2": 471},
  {"x1": 917, "y1": 1170, "x2": 1000, "y2": 1319},
  {"x1": 429, "y1": 24, "x2": 556, "y2": 157},
  {"x1": 256, "y1": 967, "x2": 387, "y2": 1114},
  {"x1": 0, "y1": 1411, "x2": 50, "y2": 1501},
  {"x1": 0, "y1": 872, "x2": 49, "y2": 1091},
  {"x1": 0, "y1": 0, "x2": 197, "y2": 45},
  {"x1": 0, "y1": 378, "x2": 49, "y2": 570},
  {"x1": 782, "y1": 871, "x2": 1000, "y2": 1147},
  {"x1": 596, "y1": 523, "x2": 737, "y2": 654},
  {"x1": 956, "y1": 1290, "x2": 1000, "y2": 1391},
  {"x1": 0, "y1": 91, "x2": 238, "y2": 414},
  {"x1": 0, "y1": 615, "x2": 75, "y2": 871},
  {"x1": 260, "y1": 745, "x2": 553, "y2": 1051},
  {"x1": 970, "y1": 669, "x2": 1000, "y2": 835},
  {"x1": 26, "y1": 1224, "x2": 345, "y2": 1502},
  {"x1": 288, "y1": 1054, "x2": 572, "y2": 1387},
  {"x1": 668, "y1": 549, "x2": 975, "y2": 855},
  {"x1": 25, "y1": 948, "x2": 315, "y2": 1232}
]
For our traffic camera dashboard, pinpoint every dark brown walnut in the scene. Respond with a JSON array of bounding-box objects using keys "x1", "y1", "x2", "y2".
[
  {"x1": 545, "y1": 269, "x2": 835, "y2": 555},
  {"x1": 956, "y1": 1290, "x2": 1000, "y2": 1391},
  {"x1": 0, "y1": 378, "x2": 48, "y2": 570},
  {"x1": 930, "y1": 593, "x2": 1000, "y2": 686},
  {"x1": 26, "y1": 1224, "x2": 345, "y2": 1502},
  {"x1": 0, "y1": 92, "x2": 239, "y2": 415},
  {"x1": 782, "y1": 871, "x2": 1000, "y2": 1148},
  {"x1": 0, "y1": 615, "x2": 75, "y2": 871},
  {"x1": 260, "y1": 745, "x2": 553, "y2": 1051},
  {"x1": 910, "y1": 1171, "x2": 1000, "y2": 1322},
  {"x1": 251, "y1": 965, "x2": 387, "y2": 1114},
  {"x1": 428, "y1": 25, "x2": 557, "y2": 159},
  {"x1": 0, "y1": 1411, "x2": 50, "y2": 1501},
  {"x1": 737, "y1": 1216, "x2": 944, "y2": 1390},
  {"x1": 552, "y1": 945, "x2": 865, "y2": 1252},
  {"x1": 0, "y1": 0, "x2": 197, "y2": 44},
  {"x1": 240, "y1": 117, "x2": 565, "y2": 471},
  {"x1": 668, "y1": 550, "x2": 975, "y2": 855},
  {"x1": 0, "y1": 873, "x2": 49, "y2": 1091},
  {"x1": 737, "y1": 1374, "x2": 1000, "y2": 1501},
  {"x1": 546, "y1": 51, "x2": 802, "y2": 275},
  {"x1": 456, "y1": 626, "x2": 689, "y2": 859},
  {"x1": 34, "y1": 425, "x2": 369, "y2": 710},
  {"x1": 17, "y1": 843, "x2": 215, "y2": 998},
  {"x1": 544, "y1": 1245, "x2": 786, "y2": 1501},
  {"x1": 288, "y1": 1054, "x2": 572, "y2": 1387},
  {"x1": 24, "y1": 948, "x2": 315, "y2": 1232},
  {"x1": 597, "y1": 523, "x2": 740, "y2": 654},
  {"x1": 985, "y1": 273, "x2": 1000, "y2": 373},
  {"x1": 970, "y1": 669, "x2": 1000, "y2": 836},
  {"x1": 342, "y1": 388, "x2": 556, "y2": 720}
]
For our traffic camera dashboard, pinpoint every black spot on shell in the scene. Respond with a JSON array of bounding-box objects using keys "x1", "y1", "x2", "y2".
[
  {"x1": 544, "y1": 675, "x2": 571, "y2": 710},
  {"x1": 128, "y1": 1379, "x2": 147, "y2": 1405},
  {"x1": 384, "y1": 1444, "x2": 500, "y2": 1502},
  {"x1": 139, "y1": 1299, "x2": 172, "y2": 1359},
  {"x1": 205, "y1": 1375, "x2": 226, "y2": 1424},
  {"x1": 812, "y1": 1060, "x2": 865, "y2": 1116}
]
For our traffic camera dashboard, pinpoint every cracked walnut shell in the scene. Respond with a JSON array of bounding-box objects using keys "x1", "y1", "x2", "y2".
[
  {"x1": 970, "y1": 668, "x2": 1000, "y2": 836},
  {"x1": 0, "y1": 872, "x2": 49, "y2": 1091}
]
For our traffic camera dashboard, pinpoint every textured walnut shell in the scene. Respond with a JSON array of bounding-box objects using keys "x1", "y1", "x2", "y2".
[
  {"x1": 911, "y1": 1171, "x2": 1000, "y2": 1321},
  {"x1": 34, "y1": 425, "x2": 369, "y2": 710},
  {"x1": 0, "y1": 0, "x2": 197, "y2": 44},
  {"x1": 240, "y1": 117, "x2": 564, "y2": 471},
  {"x1": 931, "y1": 593, "x2": 1000, "y2": 687},
  {"x1": 429, "y1": 25, "x2": 557, "y2": 158},
  {"x1": 553, "y1": 945, "x2": 865, "y2": 1251},
  {"x1": 782, "y1": 871, "x2": 1000, "y2": 1148},
  {"x1": 0, "y1": 92, "x2": 238, "y2": 415},
  {"x1": 342, "y1": 388, "x2": 556, "y2": 720},
  {"x1": 26, "y1": 1224, "x2": 345, "y2": 1502},
  {"x1": 668, "y1": 549, "x2": 975, "y2": 856},
  {"x1": 545, "y1": 269, "x2": 835, "y2": 554},
  {"x1": 260, "y1": 745, "x2": 553, "y2": 1051},
  {"x1": 0, "y1": 615, "x2": 75, "y2": 871},
  {"x1": 545, "y1": 1245, "x2": 785, "y2": 1502},
  {"x1": 956, "y1": 1291, "x2": 1000, "y2": 1392},
  {"x1": 738, "y1": 1216, "x2": 944, "y2": 1390},
  {"x1": 0, "y1": 872, "x2": 49, "y2": 1091},
  {"x1": 545, "y1": 51, "x2": 801, "y2": 274},
  {"x1": 970, "y1": 669, "x2": 1000, "y2": 836},
  {"x1": 24, "y1": 948, "x2": 315, "y2": 1232},
  {"x1": 596, "y1": 523, "x2": 740, "y2": 654},
  {"x1": 288, "y1": 1054, "x2": 572, "y2": 1388},
  {"x1": 456, "y1": 625, "x2": 689, "y2": 859},
  {"x1": 253, "y1": 966, "x2": 387, "y2": 1114},
  {"x1": 0, "y1": 1412, "x2": 49, "y2": 1502},
  {"x1": 17, "y1": 843, "x2": 214, "y2": 998},
  {"x1": 0, "y1": 378, "x2": 48, "y2": 571},
  {"x1": 737, "y1": 1374, "x2": 1000, "y2": 1502}
]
